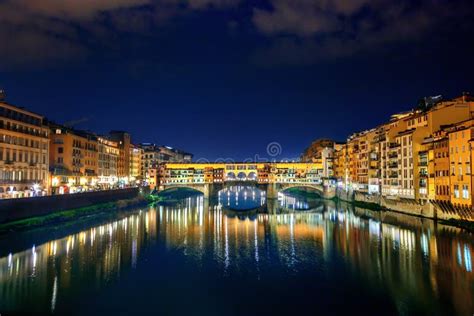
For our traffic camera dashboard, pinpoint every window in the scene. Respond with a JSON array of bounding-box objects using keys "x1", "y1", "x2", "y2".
[
  {"x1": 58, "y1": 147, "x2": 64, "y2": 154},
  {"x1": 463, "y1": 185, "x2": 469, "y2": 199},
  {"x1": 454, "y1": 185, "x2": 460, "y2": 198}
]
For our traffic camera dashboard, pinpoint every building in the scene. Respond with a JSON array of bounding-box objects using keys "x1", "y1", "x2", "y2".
[
  {"x1": 379, "y1": 94, "x2": 474, "y2": 199},
  {"x1": 345, "y1": 129, "x2": 379, "y2": 193},
  {"x1": 300, "y1": 138, "x2": 335, "y2": 163},
  {"x1": 97, "y1": 137, "x2": 119, "y2": 189},
  {"x1": 447, "y1": 120, "x2": 473, "y2": 207},
  {"x1": 333, "y1": 143, "x2": 348, "y2": 187},
  {"x1": 0, "y1": 99, "x2": 50, "y2": 198},
  {"x1": 433, "y1": 131, "x2": 450, "y2": 201},
  {"x1": 108, "y1": 131, "x2": 131, "y2": 184},
  {"x1": 129, "y1": 144, "x2": 143, "y2": 184},
  {"x1": 140, "y1": 143, "x2": 193, "y2": 183},
  {"x1": 49, "y1": 123, "x2": 98, "y2": 194}
]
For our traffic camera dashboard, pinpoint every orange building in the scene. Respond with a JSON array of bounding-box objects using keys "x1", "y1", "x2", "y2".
[
  {"x1": 97, "y1": 137, "x2": 119, "y2": 188},
  {"x1": 447, "y1": 120, "x2": 473, "y2": 207},
  {"x1": 433, "y1": 131, "x2": 450, "y2": 201},
  {"x1": 108, "y1": 131, "x2": 131, "y2": 184},
  {"x1": 49, "y1": 124, "x2": 98, "y2": 194}
]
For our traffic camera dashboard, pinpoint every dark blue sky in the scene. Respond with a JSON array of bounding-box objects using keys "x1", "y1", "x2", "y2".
[{"x1": 1, "y1": 0, "x2": 473, "y2": 160}]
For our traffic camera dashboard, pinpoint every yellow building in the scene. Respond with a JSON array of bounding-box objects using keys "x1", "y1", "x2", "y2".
[
  {"x1": 0, "y1": 100, "x2": 50, "y2": 198},
  {"x1": 97, "y1": 137, "x2": 119, "y2": 189},
  {"x1": 49, "y1": 124, "x2": 98, "y2": 194},
  {"x1": 345, "y1": 128, "x2": 381, "y2": 193},
  {"x1": 129, "y1": 144, "x2": 143, "y2": 184},
  {"x1": 447, "y1": 120, "x2": 473, "y2": 207},
  {"x1": 333, "y1": 143, "x2": 349, "y2": 186},
  {"x1": 433, "y1": 131, "x2": 450, "y2": 201},
  {"x1": 108, "y1": 131, "x2": 131, "y2": 184},
  {"x1": 380, "y1": 94, "x2": 474, "y2": 199}
]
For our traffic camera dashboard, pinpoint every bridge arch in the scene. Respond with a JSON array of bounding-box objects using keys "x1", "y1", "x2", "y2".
[
  {"x1": 247, "y1": 172, "x2": 257, "y2": 180},
  {"x1": 237, "y1": 172, "x2": 247, "y2": 180},
  {"x1": 156, "y1": 184, "x2": 208, "y2": 197},
  {"x1": 278, "y1": 183, "x2": 325, "y2": 196}
]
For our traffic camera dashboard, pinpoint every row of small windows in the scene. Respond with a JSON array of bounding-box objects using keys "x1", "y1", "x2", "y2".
[
  {"x1": 451, "y1": 165, "x2": 471, "y2": 176},
  {"x1": 407, "y1": 115, "x2": 428, "y2": 127},
  {"x1": 0, "y1": 148, "x2": 46, "y2": 164},
  {"x1": 0, "y1": 134, "x2": 46, "y2": 149},
  {"x1": 450, "y1": 130, "x2": 469, "y2": 140},
  {"x1": 0, "y1": 120, "x2": 47, "y2": 138},
  {"x1": 453, "y1": 185, "x2": 470, "y2": 199},
  {"x1": 0, "y1": 169, "x2": 46, "y2": 182},
  {"x1": 436, "y1": 185, "x2": 450, "y2": 196},
  {"x1": 0, "y1": 106, "x2": 42, "y2": 126},
  {"x1": 450, "y1": 144, "x2": 472, "y2": 154}
]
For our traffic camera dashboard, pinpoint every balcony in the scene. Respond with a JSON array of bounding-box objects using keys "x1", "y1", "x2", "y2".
[
  {"x1": 388, "y1": 173, "x2": 398, "y2": 179},
  {"x1": 0, "y1": 179, "x2": 36, "y2": 185},
  {"x1": 419, "y1": 172, "x2": 428, "y2": 178},
  {"x1": 388, "y1": 162, "x2": 398, "y2": 169},
  {"x1": 388, "y1": 143, "x2": 400, "y2": 149},
  {"x1": 418, "y1": 161, "x2": 428, "y2": 166},
  {"x1": 388, "y1": 152, "x2": 398, "y2": 159}
]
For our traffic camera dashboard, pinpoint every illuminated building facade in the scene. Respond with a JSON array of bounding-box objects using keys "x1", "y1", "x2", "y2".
[
  {"x1": 129, "y1": 144, "x2": 143, "y2": 184},
  {"x1": 108, "y1": 131, "x2": 131, "y2": 184},
  {"x1": 0, "y1": 100, "x2": 50, "y2": 198},
  {"x1": 447, "y1": 120, "x2": 473, "y2": 207},
  {"x1": 97, "y1": 137, "x2": 119, "y2": 188},
  {"x1": 49, "y1": 124, "x2": 98, "y2": 194},
  {"x1": 140, "y1": 143, "x2": 193, "y2": 184}
]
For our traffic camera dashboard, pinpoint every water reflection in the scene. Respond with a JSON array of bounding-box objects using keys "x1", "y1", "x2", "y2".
[
  {"x1": 218, "y1": 185, "x2": 265, "y2": 210},
  {"x1": 0, "y1": 193, "x2": 473, "y2": 315}
]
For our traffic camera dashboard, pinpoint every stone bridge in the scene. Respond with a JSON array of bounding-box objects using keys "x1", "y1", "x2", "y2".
[{"x1": 157, "y1": 182, "x2": 336, "y2": 200}]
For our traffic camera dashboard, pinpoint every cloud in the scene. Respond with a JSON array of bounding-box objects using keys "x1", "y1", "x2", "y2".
[
  {"x1": 253, "y1": 1, "x2": 339, "y2": 37},
  {"x1": 0, "y1": 0, "x2": 472, "y2": 69},
  {"x1": 250, "y1": 0, "x2": 474, "y2": 65},
  {"x1": 13, "y1": 0, "x2": 151, "y2": 20},
  {"x1": 0, "y1": 0, "x2": 242, "y2": 69}
]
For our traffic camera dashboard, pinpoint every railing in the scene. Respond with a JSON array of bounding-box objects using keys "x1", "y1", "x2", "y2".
[{"x1": 0, "y1": 179, "x2": 36, "y2": 184}]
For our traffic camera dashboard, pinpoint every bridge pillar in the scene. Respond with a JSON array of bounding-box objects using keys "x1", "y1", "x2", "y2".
[
  {"x1": 323, "y1": 186, "x2": 336, "y2": 199},
  {"x1": 266, "y1": 183, "x2": 279, "y2": 200},
  {"x1": 266, "y1": 197, "x2": 279, "y2": 214}
]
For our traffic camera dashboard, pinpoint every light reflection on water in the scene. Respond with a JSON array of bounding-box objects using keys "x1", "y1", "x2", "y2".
[{"x1": 0, "y1": 189, "x2": 473, "y2": 315}]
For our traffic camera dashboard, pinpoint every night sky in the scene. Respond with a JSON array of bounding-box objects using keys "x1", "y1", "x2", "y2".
[{"x1": 1, "y1": 0, "x2": 473, "y2": 161}]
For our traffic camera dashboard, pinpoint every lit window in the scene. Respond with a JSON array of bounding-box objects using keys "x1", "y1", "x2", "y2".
[{"x1": 462, "y1": 185, "x2": 469, "y2": 199}]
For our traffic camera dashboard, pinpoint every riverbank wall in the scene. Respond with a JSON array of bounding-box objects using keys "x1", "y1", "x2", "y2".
[
  {"x1": 336, "y1": 188, "x2": 474, "y2": 222},
  {"x1": 0, "y1": 188, "x2": 147, "y2": 224}
]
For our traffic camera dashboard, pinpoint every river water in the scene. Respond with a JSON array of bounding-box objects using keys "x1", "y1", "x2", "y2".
[{"x1": 0, "y1": 186, "x2": 473, "y2": 315}]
